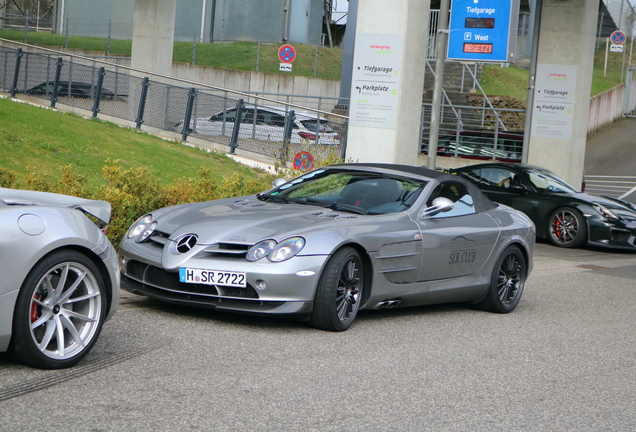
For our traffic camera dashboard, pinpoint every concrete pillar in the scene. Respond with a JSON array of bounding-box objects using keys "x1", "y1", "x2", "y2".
[
  {"x1": 131, "y1": 0, "x2": 177, "y2": 76},
  {"x1": 345, "y1": 0, "x2": 430, "y2": 165},
  {"x1": 527, "y1": 0, "x2": 599, "y2": 188}
]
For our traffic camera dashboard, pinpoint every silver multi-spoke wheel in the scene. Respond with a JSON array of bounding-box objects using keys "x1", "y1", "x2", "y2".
[
  {"x1": 311, "y1": 247, "x2": 364, "y2": 331},
  {"x1": 477, "y1": 245, "x2": 526, "y2": 314},
  {"x1": 10, "y1": 250, "x2": 106, "y2": 369},
  {"x1": 548, "y1": 207, "x2": 587, "y2": 248},
  {"x1": 29, "y1": 262, "x2": 102, "y2": 360}
]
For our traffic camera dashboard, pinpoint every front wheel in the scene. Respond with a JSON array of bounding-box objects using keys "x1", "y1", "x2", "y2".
[
  {"x1": 9, "y1": 250, "x2": 106, "y2": 369},
  {"x1": 477, "y1": 245, "x2": 526, "y2": 314},
  {"x1": 310, "y1": 247, "x2": 364, "y2": 332},
  {"x1": 548, "y1": 207, "x2": 587, "y2": 248}
]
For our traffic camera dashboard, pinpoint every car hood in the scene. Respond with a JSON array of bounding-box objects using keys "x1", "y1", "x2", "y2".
[
  {"x1": 0, "y1": 188, "x2": 111, "y2": 223},
  {"x1": 567, "y1": 192, "x2": 636, "y2": 219},
  {"x1": 154, "y1": 196, "x2": 365, "y2": 245}
]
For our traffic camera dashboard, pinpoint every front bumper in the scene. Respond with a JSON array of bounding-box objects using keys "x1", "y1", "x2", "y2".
[
  {"x1": 118, "y1": 250, "x2": 328, "y2": 316},
  {"x1": 588, "y1": 217, "x2": 636, "y2": 250}
]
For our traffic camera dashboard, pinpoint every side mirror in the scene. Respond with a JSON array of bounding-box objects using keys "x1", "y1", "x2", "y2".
[
  {"x1": 419, "y1": 197, "x2": 455, "y2": 219},
  {"x1": 271, "y1": 178, "x2": 287, "y2": 188}
]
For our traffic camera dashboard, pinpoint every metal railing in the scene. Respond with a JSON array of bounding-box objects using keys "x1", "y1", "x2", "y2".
[
  {"x1": 420, "y1": 103, "x2": 525, "y2": 162},
  {"x1": 584, "y1": 175, "x2": 636, "y2": 199},
  {"x1": 0, "y1": 40, "x2": 349, "y2": 168}
]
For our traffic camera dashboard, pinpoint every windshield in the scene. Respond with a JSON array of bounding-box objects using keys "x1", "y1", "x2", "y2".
[
  {"x1": 526, "y1": 169, "x2": 579, "y2": 193},
  {"x1": 300, "y1": 120, "x2": 335, "y2": 133},
  {"x1": 260, "y1": 169, "x2": 427, "y2": 215}
]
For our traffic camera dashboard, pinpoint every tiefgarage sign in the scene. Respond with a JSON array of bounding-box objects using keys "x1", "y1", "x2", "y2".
[{"x1": 447, "y1": 0, "x2": 520, "y2": 62}]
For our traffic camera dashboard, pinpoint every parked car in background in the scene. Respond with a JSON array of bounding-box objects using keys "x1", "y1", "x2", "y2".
[
  {"x1": 174, "y1": 104, "x2": 341, "y2": 145},
  {"x1": 0, "y1": 188, "x2": 119, "y2": 369},
  {"x1": 26, "y1": 81, "x2": 126, "y2": 101},
  {"x1": 450, "y1": 163, "x2": 636, "y2": 249},
  {"x1": 423, "y1": 130, "x2": 524, "y2": 162},
  {"x1": 119, "y1": 163, "x2": 535, "y2": 332}
]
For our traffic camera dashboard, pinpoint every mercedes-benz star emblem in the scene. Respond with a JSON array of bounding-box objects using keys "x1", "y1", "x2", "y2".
[{"x1": 176, "y1": 234, "x2": 198, "y2": 254}]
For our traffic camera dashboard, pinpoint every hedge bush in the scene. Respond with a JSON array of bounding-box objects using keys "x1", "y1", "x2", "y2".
[{"x1": 4, "y1": 161, "x2": 272, "y2": 245}]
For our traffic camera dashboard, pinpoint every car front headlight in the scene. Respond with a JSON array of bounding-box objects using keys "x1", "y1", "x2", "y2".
[
  {"x1": 269, "y1": 237, "x2": 305, "y2": 262},
  {"x1": 128, "y1": 214, "x2": 153, "y2": 239},
  {"x1": 592, "y1": 203, "x2": 618, "y2": 220},
  {"x1": 136, "y1": 222, "x2": 157, "y2": 243},
  {"x1": 246, "y1": 239, "x2": 277, "y2": 261},
  {"x1": 246, "y1": 237, "x2": 305, "y2": 262}
]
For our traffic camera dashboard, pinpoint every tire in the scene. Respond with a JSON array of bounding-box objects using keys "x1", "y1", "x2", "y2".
[
  {"x1": 477, "y1": 245, "x2": 526, "y2": 314},
  {"x1": 548, "y1": 207, "x2": 587, "y2": 248},
  {"x1": 310, "y1": 247, "x2": 363, "y2": 332},
  {"x1": 9, "y1": 250, "x2": 106, "y2": 369}
]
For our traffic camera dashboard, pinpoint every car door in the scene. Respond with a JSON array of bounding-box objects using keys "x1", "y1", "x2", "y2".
[{"x1": 414, "y1": 180, "x2": 500, "y2": 282}]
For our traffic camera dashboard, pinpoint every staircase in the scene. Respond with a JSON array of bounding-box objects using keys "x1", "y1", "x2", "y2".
[{"x1": 421, "y1": 61, "x2": 489, "y2": 137}]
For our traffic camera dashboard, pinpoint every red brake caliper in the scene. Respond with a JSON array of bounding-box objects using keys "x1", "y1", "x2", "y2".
[
  {"x1": 555, "y1": 217, "x2": 562, "y2": 239},
  {"x1": 30, "y1": 294, "x2": 40, "y2": 323}
]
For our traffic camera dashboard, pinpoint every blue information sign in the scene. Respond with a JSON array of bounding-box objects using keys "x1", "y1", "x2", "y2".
[{"x1": 447, "y1": 0, "x2": 520, "y2": 62}]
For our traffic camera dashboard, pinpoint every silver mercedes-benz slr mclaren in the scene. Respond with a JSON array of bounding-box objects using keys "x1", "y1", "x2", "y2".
[
  {"x1": 0, "y1": 188, "x2": 119, "y2": 368},
  {"x1": 118, "y1": 164, "x2": 535, "y2": 331}
]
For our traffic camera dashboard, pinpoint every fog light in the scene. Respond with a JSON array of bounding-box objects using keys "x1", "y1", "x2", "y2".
[{"x1": 255, "y1": 279, "x2": 267, "y2": 290}]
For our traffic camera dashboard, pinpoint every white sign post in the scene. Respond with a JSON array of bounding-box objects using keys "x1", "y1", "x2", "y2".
[
  {"x1": 349, "y1": 33, "x2": 403, "y2": 130},
  {"x1": 530, "y1": 64, "x2": 578, "y2": 140}
]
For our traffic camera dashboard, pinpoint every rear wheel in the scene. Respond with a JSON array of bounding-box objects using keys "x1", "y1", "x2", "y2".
[
  {"x1": 548, "y1": 207, "x2": 587, "y2": 248},
  {"x1": 9, "y1": 250, "x2": 106, "y2": 369},
  {"x1": 477, "y1": 245, "x2": 526, "y2": 313},
  {"x1": 310, "y1": 247, "x2": 363, "y2": 332}
]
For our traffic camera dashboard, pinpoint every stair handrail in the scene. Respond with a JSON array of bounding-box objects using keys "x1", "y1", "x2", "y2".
[
  {"x1": 460, "y1": 62, "x2": 508, "y2": 132},
  {"x1": 425, "y1": 59, "x2": 463, "y2": 129}
]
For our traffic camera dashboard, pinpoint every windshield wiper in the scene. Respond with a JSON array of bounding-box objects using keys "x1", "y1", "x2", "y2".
[{"x1": 327, "y1": 202, "x2": 368, "y2": 215}]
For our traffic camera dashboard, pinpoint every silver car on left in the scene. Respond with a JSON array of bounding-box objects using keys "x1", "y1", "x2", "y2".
[{"x1": 0, "y1": 188, "x2": 119, "y2": 369}]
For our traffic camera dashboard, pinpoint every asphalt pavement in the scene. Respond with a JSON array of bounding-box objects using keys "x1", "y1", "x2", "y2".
[
  {"x1": 0, "y1": 242, "x2": 634, "y2": 432},
  {"x1": 586, "y1": 117, "x2": 636, "y2": 177}
]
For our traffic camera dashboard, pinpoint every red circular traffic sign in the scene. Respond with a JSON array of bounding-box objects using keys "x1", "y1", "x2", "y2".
[
  {"x1": 611, "y1": 30, "x2": 626, "y2": 46},
  {"x1": 293, "y1": 151, "x2": 314, "y2": 171},
  {"x1": 278, "y1": 44, "x2": 297, "y2": 63}
]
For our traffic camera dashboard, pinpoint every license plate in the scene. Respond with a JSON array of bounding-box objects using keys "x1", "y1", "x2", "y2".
[{"x1": 179, "y1": 267, "x2": 246, "y2": 288}]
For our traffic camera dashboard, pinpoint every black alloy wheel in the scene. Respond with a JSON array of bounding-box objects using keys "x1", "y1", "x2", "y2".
[
  {"x1": 310, "y1": 247, "x2": 363, "y2": 332},
  {"x1": 477, "y1": 245, "x2": 526, "y2": 313},
  {"x1": 548, "y1": 207, "x2": 587, "y2": 248}
]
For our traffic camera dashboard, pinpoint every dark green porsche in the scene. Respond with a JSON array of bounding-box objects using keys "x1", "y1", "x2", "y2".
[{"x1": 450, "y1": 163, "x2": 636, "y2": 250}]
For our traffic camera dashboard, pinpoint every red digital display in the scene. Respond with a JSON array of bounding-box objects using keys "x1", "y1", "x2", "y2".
[
  {"x1": 465, "y1": 18, "x2": 495, "y2": 29},
  {"x1": 463, "y1": 43, "x2": 493, "y2": 54}
]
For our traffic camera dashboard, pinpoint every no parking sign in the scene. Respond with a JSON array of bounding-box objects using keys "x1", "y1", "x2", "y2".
[
  {"x1": 279, "y1": 44, "x2": 296, "y2": 72},
  {"x1": 610, "y1": 30, "x2": 626, "y2": 53},
  {"x1": 293, "y1": 151, "x2": 314, "y2": 171}
]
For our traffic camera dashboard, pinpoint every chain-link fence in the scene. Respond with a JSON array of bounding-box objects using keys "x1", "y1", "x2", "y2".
[{"x1": 0, "y1": 44, "x2": 349, "y2": 168}]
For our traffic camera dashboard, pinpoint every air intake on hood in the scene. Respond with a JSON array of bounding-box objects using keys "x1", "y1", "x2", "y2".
[{"x1": 201, "y1": 242, "x2": 250, "y2": 258}]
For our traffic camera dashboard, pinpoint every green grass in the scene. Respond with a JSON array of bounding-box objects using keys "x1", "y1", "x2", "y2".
[
  {"x1": 1, "y1": 29, "x2": 629, "y2": 105},
  {"x1": 591, "y1": 44, "x2": 630, "y2": 95},
  {"x1": 0, "y1": 30, "x2": 342, "y2": 80},
  {"x1": 0, "y1": 97, "x2": 262, "y2": 187},
  {"x1": 480, "y1": 65, "x2": 530, "y2": 106},
  {"x1": 480, "y1": 44, "x2": 630, "y2": 107}
]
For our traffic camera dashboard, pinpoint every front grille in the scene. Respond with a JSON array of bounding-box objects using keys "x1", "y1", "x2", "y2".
[{"x1": 125, "y1": 260, "x2": 259, "y2": 299}]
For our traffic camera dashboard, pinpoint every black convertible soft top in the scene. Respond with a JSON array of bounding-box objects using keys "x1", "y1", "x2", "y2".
[{"x1": 330, "y1": 163, "x2": 497, "y2": 213}]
